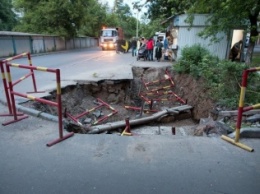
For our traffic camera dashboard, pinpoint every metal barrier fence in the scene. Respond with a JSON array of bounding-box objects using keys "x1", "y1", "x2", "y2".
[
  {"x1": 221, "y1": 67, "x2": 260, "y2": 152},
  {"x1": 0, "y1": 52, "x2": 43, "y2": 117},
  {"x1": 1, "y1": 60, "x2": 74, "y2": 146}
]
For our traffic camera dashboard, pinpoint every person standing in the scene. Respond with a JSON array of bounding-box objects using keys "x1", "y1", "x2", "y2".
[
  {"x1": 163, "y1": 37, "x2": 169, "y2": 60},
  {"x1": 155, "y1": 39, "x2": 163, "y2": 61},
  {"x1": 163, "y1": 37, "x2": 169, "y2": 50},
  {"x1": 231, "y1": 40, "x2": 243, "y2": 61},
  {"x1": 146, "y1": 37, "x2": 154, "y2": 61},
  {"x1": 131, "y1": 37, "x2": 137, "y2": 57}
]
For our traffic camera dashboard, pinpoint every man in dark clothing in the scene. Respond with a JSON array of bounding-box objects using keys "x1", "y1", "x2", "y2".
[
  {"x1": 231, "y1": 40, "x2": 243, "y2": 61},
  {"x1": 155, "y1": 39, "x2": 163, "y2": 61},
  {"x1": 131, "y1": 37, "x2": 137, "y2": 57}
]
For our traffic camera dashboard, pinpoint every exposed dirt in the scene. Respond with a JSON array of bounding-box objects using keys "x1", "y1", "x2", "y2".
[{"x1": 22, "y1": 67, "x2": 216, "y2": 133}]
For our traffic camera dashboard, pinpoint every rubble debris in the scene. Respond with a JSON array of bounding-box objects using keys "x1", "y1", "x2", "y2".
[
  {"x1": 193, "y1": 117, "x2": 230, "y2": 136},
  {"x1": 246, "y1": 114, "x2": 260, "y2": 123}
]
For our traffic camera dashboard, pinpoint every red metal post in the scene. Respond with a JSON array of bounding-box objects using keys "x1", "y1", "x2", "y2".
[
  {"x1": 47, "y1": 69, "x2": 74, "y2": 146},
  {"x1": 235, "y1": 70, "x2": 248, "y2": 142},
  {"x1": 4, "y1": 52, "x2": 44, "y2": 94},
  {"x1": 125, "y1": 117, "x2": 131, "y2": 133},
  {"x1": 27, "y1": 53, "x2": 38, "y2": 92},
  {"x1": 2, "y1": 64, "x2": 29, "y2": 125},
  {"x1": 149, "y1": 99, "x2": 154, "y2": 110},
  {"x1": 172, "y1": 127, "x2": 176, "y2": 135},
  {"x1": 0, "y1": 61, "x2": 12, "y2": 115},
  {"x1": 2, "y1": 63, "x2": 74, "y2": 146}
]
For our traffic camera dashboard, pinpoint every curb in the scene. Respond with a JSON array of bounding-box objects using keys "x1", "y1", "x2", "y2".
[
  {"x1": 228, "y1": 127, "x2": 260, "y2": 138},
  {"x1": 0, "y1": 99, "x2": 59, "y2": 123}
]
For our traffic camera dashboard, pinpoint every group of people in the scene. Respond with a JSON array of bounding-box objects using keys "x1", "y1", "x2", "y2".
[
  {"x1": 130, "y1": 36, "x2": 170, "y2": 62},
  {"x1": 130, "y1": 34, "x2": 245, "y2": 62}
]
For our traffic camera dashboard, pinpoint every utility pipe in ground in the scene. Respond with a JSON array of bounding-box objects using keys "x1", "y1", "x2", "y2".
[{"x1": 87, "y1": 105, "x2": 192, "y2": 134}]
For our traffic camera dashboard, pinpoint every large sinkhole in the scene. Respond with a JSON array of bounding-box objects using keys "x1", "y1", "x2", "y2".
[{"x1": 23, "y1": 67, "x2": 214, "y2": 134}]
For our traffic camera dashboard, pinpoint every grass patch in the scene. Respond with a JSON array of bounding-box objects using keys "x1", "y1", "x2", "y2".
[{"x1": 252, "y1": 52, "x2": 260, "y2": 66}]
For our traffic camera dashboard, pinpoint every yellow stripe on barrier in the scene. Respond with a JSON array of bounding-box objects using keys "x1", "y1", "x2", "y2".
[
  {"x1": 255, "y1": 67, "x2": 260, "y2": 70},
  {"x1": 56, "y1": 83, "x2": 61, "y2": 95},
  {"x1": 121, "y1": 129, "x2": 132, "y2": 136},
  {"x1": 109, "y1": 106, "x2": 115, "y2": 111},
  {"x1": 5, "y1": 57, "x2": 13, "y2": 61},
  {"x1": 239, "y1": 87, "x2": 246, "y2": 107},
  {"x1": 20, "y1": 76, "x2": 26, "y2": 81},
  {"x1": 27, "y1": 95, "x2": 36, "y2": 100},
  {"x1": 163, "y1": 86, "x2": 171, "y2": 89},
  {"x1": 252, "y1": 103, "x2": 260, "y2": 109},
  {"x1": 11, "y1": 63, "x2": 20, "y2": 67},
  {"x1": 37, "y1": 67, "x2": 48, "y2": 71},
  {"x1": 7, "y1": 73, "x2": 11, "y2": 82},
  {"x1": 221, "y1": 135, "x2": 254, "y2": 152},
  {"x1": 1, "y1": 72, "x2": 5, "y2": 79},
  {"x1": 89, "y1": 108, "x2": 95, "y2": 112},
  {"x1": 29, "y1": 59, "x2": 32, "y2": 64}
]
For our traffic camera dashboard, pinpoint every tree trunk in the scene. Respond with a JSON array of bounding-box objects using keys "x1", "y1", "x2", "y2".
[
  {"x1": 245, "y1": 42, "x2": 255, "y2": 66},
  {"x1": 245, "y1": 11, "x2": 259, "y2": 67}
]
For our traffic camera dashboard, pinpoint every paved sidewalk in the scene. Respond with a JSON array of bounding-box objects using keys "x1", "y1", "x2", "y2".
[{"x1": 0, "y1": 103, "x2": 260, "y2": 194}]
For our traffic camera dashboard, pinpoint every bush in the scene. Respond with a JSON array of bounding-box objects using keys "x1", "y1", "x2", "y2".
[
  {"x1": 174, "y1": 44, "x2": 218, "y2": 78},
  {"x1": 173, "y1": 44, "x2": 260, "y2": 109},
  {"x1": 211, "y1": 60, "x2": 247, "y2": 108}
]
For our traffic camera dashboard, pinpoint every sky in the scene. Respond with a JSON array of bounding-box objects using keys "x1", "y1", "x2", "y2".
[{"x1": 98, "y1": 0, "x2": 147, "y2": 16}]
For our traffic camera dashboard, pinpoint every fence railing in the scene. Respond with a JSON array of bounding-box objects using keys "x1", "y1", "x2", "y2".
[{"x1": 0, "y1": 52, "x2": 74, "y2": 147}]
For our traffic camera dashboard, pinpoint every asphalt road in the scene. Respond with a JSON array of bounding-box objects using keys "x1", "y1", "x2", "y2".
[
  {"x1": 0, "y1": 47, "x2": 260, "y2": 194},
  {"x1": 1, "y1": 102, "x2": 260, "y2": 194},
  {"x1": 0, "y1": 47, "x2": 170, "y2": 102}
]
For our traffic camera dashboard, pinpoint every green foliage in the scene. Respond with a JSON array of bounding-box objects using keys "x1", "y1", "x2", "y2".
[
  {"x1": 174, "y1": 44, "x2": 260, "y2": 108},
  {"x1": 252, "y1": 52, "x2": 260, "y2": 66},
  {"x1": 186, "y1": 0, "x2": 260, "y2": 65},
  {"x1": 133, "y1": 0, "x2": 194, "y2": 21},
  {"x1": 139, "y1": 18, "x2": 164, "y2": 39},
  {"x1": 79, "y1": 1, "x2": 108, "y2": 37},
  {"x1": 174, "y1": 44, "x2": 216, "y2": 77},
  {"x1": 13, "y1": 0, "x2": 91, "y2": 38},
  {"x1": 211, "y1": 60, "x2": 246, "y2": 108},
  {"x1": 0, "y1": 0, "x2": 17, "y2": 30},
  {"x1": 12, "y1": 0, "x2": 138, "y2": 39}
]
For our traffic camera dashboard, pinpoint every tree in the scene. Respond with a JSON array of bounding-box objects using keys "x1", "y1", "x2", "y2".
[
  {"x1": 187, "y1": 0, "x2": 260, "y2": 66},
  {"x1": 79, "y1": 1, "x2": 108, "y2": 37},
  {"x1": 13, "y1": 0, "x2": 96, "y2": 38},
  {"x1": 112, "y1": 0, "x2": 136, "y2": 39},
  {"x1": 133, "y1": 0, "x2": 194, "y2": 21},
  {"x1": 135, "y1": 0, "x2": 260, "y2": 66},
  {"x1": 0, "y1": 0, "x2": 17, "y2": 30}
]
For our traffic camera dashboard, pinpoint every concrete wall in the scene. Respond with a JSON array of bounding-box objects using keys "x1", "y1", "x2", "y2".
[
  {"x1": 0, "y1": 32, "x2": 98, "y2": 58},
  {"x1": 172, "y1": 14, "x2": 229, "y2": 60},
  {"x1": 177, "y1": 27, "x2": 229, "y2": 60}
]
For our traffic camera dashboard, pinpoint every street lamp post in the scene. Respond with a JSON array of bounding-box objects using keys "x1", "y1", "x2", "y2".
[{"x1": 136, "y1": 12, "x2": 139, "y2": 38}]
